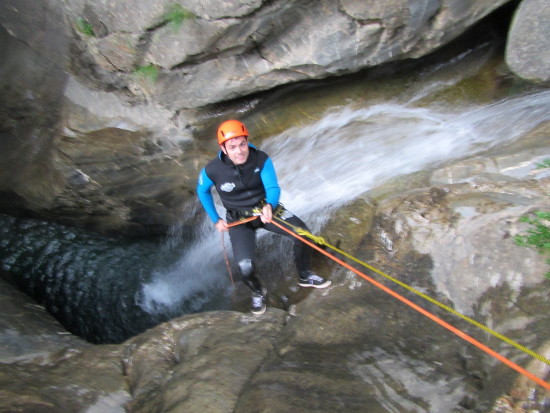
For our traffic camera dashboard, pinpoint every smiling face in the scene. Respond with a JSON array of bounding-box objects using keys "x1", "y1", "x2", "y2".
[{"x1": 221, "y1": 136, "x2": 249, "y2": 165}]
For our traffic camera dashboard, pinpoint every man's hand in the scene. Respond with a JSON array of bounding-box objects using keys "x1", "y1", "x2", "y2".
[
  {"x1": 260, "y1": 204, "x2": 273, "y2": 224},
  {"x1": 215, "y1": 219, "x2": 228, "y2": 232}
]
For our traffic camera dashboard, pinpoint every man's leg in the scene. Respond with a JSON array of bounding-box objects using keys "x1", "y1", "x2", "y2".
[
  {"x1": 228, "y1": 223, "x2": 266, "y2": 314},
  {"x1": 263, "y1": 206, "x2": 331, "y2": 289}
]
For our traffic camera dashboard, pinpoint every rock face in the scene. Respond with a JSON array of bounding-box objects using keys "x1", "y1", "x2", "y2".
[
  {"x1": 1, "y1": 129, "x2": 548, "y2": 412},
  {"x1": 0, "y1": 278, "x2": 89, "y2": 364},
  {"x1": 505, "y1": 0, "x2": 550, "y2": 82},
  {"x1": 2, "y1": 0, "x2": 547, "y2": 235}
]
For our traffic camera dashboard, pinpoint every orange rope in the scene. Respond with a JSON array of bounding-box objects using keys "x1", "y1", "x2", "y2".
[
  {"x1": 220, "y1": 231, "x2": 234, "y2": 286},
  {"x1": 227, "y1": 216, "x2": 259, "y2": 228},
  {"x1": 269, "y1": 219, "x2": 550, "y2": 391}
]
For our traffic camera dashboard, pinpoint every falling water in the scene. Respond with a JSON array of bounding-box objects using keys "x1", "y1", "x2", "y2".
[{"x1": 264, "y1": 92, "x2": 550, "y2": 222}]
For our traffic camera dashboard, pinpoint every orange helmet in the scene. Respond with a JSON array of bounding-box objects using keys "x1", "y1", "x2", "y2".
[{"x1": 217, "y1": 120, "x2": 249, "y2": 145}]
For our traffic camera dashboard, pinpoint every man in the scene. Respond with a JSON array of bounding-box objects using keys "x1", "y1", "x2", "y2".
[{"x1": 197, "y1": 119, "x2": 331, "y2": 315}]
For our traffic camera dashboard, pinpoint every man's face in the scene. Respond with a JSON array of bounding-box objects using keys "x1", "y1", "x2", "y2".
[{"x1": 221, "y1": 136, "x2": 249, "y2": 165}]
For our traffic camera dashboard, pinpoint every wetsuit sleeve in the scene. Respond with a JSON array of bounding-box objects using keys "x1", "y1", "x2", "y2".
[
  {"x1": 197, "y1": 168, "x2": 221, "y2": 223},
  {"x1": 261, "y1": 157, "x2": 281, "y2": 208}
]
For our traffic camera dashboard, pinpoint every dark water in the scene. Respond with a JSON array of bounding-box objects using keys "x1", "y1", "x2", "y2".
[{"x1": 0, "y1": 213, "x2": 234, "y2": 343}]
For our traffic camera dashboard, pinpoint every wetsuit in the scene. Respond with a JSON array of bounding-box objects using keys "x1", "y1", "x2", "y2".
[{"x1": 197, "y1": 144, "x2": 312, "y2": 294}]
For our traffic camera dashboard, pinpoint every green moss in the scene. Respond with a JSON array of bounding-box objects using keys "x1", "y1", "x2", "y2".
[
  {"x1": 161, "y1": 4, "x2": 196, "y2": 30},
  {"x1": 515, "y1": 211, "x2": 550, "y2": 279},
  {"x1": 75, "y1": 17, "x2": 94, "y2": 37},
  {"x1": 134, "y1": 64, "x2": 159, "y2": 83}
]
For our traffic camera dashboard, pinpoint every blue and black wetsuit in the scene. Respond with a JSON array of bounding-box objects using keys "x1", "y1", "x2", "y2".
[{"x1": 197, "y1": 144, "x2": 312, "y2": 295}]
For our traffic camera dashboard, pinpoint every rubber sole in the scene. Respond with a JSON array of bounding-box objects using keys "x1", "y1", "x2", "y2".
[
  {"x1": 251, "y1": 304, "x2": 266, "y2": 315},
  {"x1": 298, "y1": 279, "x2": 332, "y2": 289}
]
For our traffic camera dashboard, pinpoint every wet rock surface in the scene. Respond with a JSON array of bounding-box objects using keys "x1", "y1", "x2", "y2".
[
  {"x1": 505, "y1": 0, "x2": 550, "y2": 82},
  {"x1": 0, "y1": 278, "x2": 89, "y2": 364}
]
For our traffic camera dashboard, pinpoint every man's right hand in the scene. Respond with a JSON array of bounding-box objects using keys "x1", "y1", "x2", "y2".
[{"x1": 215, "y1": 219, "x2": 228, "y2": 232}]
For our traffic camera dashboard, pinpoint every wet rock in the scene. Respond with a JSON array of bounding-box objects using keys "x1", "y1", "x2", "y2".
[
  {"x1": 151, "y1": 0, "x2": 511, "y2": 111},
  {"x1": 50, "y1": 127, "x2": 194, "y2": 235},
  {"x1": 0, "y1": 278, "x2": 89, "y2": 363},
  {"x1": 0, "y1": 346, "x2": 130, "y2": 413},
  {"x1": 506, "y1": 0, "x2": 550, "y2": 82},
  {"x1": 124, "y1": 311, "x2": 287, "y2": 413},
  {"x1": 0, "y1": 281, "x2": 287, "y2": 413},
  {"x1": 94, "y1": 32, "x2": 142, "y2": 72},
  {"x1": 0, "y1": 277, "x2": 128, "y2": 412}
]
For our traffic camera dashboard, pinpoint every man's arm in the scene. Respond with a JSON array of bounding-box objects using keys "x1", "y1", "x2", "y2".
[
  {"x1": 197, "y1": 168, "x2": 221, "y2": 223},
  {"x1": 261, "y1": 157, "x2": 281, "y2": 208}
]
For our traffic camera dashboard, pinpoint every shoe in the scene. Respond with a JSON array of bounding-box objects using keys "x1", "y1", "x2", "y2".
[
  {"x1": 298, "y1": 273, "x2": 331, "y2": 289},
  {"x1": 251, "y1": 291, "x2": 266, "y2": 315}
]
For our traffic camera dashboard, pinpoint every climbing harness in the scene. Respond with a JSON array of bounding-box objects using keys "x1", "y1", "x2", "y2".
[{"x1": 222, "y1": 213, "x2": 550, "y2": 390}]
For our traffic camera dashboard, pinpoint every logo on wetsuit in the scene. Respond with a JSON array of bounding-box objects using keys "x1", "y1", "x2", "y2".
[{"x1": 220, "y1": 182, "x2": 236, "y2": 192}]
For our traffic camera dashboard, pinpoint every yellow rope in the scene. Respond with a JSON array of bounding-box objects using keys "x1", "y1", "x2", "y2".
[{"x1": 273, "y1": 216, "x2": 550, "y2": 366}]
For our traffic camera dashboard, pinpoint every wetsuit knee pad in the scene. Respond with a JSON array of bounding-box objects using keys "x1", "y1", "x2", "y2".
[
  {"x1": 238, "y1": 259, "x2": 255, "y2": 277},
  {"x1": 238, "y1": 259, "x2": 262, "y2": 294}
]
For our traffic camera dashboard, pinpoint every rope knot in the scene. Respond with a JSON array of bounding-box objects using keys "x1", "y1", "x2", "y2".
[{"x1": 296, "y1": 229, "x2": 327, "y2": 245}]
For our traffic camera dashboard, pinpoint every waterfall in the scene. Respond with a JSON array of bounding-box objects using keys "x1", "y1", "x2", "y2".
[{"x1": 266, "y1": 91, "x2": 550, "y2": 222}]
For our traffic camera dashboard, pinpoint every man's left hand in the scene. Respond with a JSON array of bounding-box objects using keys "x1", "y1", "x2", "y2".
[{"x1": 260, "y1": 204, "x2": 273, "y2": 223}]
